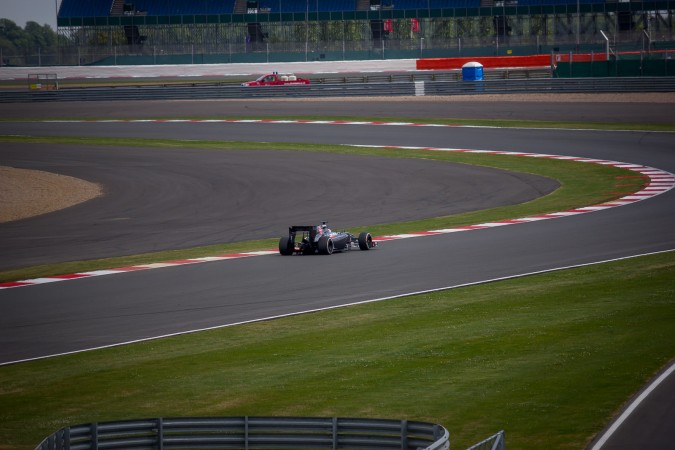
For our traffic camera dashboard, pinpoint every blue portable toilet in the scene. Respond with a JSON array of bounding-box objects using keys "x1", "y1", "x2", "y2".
[{"x1": 462, "y1": 61, "x2": 484, "y2": 81}]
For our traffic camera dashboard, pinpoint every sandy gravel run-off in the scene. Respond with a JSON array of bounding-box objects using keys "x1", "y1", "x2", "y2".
[{"x1": 0, "y1": 166, "x2": 102, "y2": 223}]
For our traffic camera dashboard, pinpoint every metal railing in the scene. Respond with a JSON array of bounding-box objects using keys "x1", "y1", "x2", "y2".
[
  {"x1": 2, "y1": 77, "x2": 675, "y2": 103},
  {"x1": 465, "y1": 430, "x2": 505, "y2": 450},
  {"x1": 35, "y1": 416, "x2": 450, "y2": 450}
]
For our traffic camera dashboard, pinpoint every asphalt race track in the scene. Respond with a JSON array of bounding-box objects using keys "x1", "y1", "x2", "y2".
[
  {"x1": 0, "y1": 141, "x2": 558, "y2": 269},
  {"x1": 1, "y1": 98, "x2": 674, "y2": 449}
]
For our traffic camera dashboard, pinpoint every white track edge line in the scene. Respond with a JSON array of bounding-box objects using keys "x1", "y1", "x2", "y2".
[
  {"x1": 590, "y1": 360, "x2": 675, "y2": 450},
  {"x1": 2, "y1": 248, "x2": 673, "y2": 367},
  {"x1": 32, "y1": 119, "x2": 675, "y2": 133}
]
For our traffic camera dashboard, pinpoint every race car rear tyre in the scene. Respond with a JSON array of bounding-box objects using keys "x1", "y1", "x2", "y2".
[
  {"x1": 318, "y1": 236, "x2": 334, "y2": 255},
  {"x1": 279, "y1": 236, "x2": 294, "y2": 256},
  {"x1": 358, "y1": 232, "x2": 373, "y2": 250}
]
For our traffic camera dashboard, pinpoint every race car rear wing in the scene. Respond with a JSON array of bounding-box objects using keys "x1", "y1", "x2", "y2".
[{"x1": 288, "y1": 225, "x2": 318, "y2": 242}]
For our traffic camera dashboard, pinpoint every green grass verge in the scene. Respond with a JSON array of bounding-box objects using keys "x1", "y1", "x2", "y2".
[
  {"x1": 1, "y1": 250, "x2": 673, "y2": 449},
  {"x1": 0, "y1": 135, "x2": 646, "y2": 283}
]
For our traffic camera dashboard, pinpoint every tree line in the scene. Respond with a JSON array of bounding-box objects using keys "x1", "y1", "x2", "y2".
[{"x1": 0, "y1": 18, "x2": 58, "y2": 63}]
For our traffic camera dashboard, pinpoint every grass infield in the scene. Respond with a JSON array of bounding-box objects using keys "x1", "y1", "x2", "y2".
[{"x1": 0, "y1": 250, "x2": 673, "y2": 449}]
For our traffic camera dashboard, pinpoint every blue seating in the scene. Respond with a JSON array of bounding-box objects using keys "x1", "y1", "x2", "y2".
[
  {"x1": 129, "y1": 0, "x2": 236, "y2": 15},
  {"x1": 59, "y1": 0, "x2": 238, "y2": 17},
  {"x1": 258, "y1": 0, "x2": 356, "y2": 13},
  {"x1": 429, "y1": 0, "x2": 481, "y2": 8},
  {"x1": 58, "y1": 0, "x2": 113, "y2": 17},
  {"x1": 518, "y1": 0, "x2": 604, "y2": 5},
  {"x1": 378, "y1": 0, "x2": 481, "y2": 9},
  {"x1": 58, "y1": 0, "x2": 606, "y2": 18}
]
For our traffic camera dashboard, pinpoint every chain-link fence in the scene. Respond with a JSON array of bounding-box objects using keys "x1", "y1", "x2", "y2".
[{"x1": 1, "y1": 11, "x2": 673, "y2": 67}]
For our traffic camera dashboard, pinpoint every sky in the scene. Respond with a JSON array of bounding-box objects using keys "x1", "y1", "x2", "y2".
[{"x1": 1, "y1": 0, "x2": 61, "y2": 28}]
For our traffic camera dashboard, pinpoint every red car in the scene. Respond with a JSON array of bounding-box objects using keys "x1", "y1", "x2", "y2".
[{"x1": 241, "y1": 72, "x2": 310, "y2": 87}]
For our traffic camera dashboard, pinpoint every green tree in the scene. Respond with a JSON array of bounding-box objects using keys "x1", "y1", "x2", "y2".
[
  {"x1": 24, "y1": 21, "x2": 57, "y2": 49},
  {"x1": 0, "y1": 18, "x2": 58, "y2": 55}
]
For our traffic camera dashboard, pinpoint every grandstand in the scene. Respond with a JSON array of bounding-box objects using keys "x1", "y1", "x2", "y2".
[{"x1": 54, "y1": 0, "x2": 674, "y2": 66}]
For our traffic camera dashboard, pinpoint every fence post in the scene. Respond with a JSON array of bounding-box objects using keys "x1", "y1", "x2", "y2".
[
  {"x1": 332, "y1": 417, "x2": 338, "y2": 450},
  {"x1": 64, "y1": 427, "x2": 70, "y2": 450},
  {"x1": 157, "y1": 418, "x2": 164, "y2": 450},
  {"x1": 92, "y1": 423, "x2": 99, "y2": 450},
  {"x1": 244, "y1": 416, "x2": 249, "y2": 450},
  {"x1": 400, "y1": 419, "x2": 408, "y2": 450}
]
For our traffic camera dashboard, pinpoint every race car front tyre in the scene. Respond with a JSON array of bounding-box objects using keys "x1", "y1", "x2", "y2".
[
  {"x1": 279, "y1": 236, "x2": 294, "y2": 255},
  {"x1": 318, "y1": 236, "x2": 334, "y2": 255},
  {"x1": 358, "y1": 232, "x2": 374, "y2": 250}
]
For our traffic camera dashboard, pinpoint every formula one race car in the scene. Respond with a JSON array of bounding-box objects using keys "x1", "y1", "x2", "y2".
[{"x1": 279, "y1": 222, "x2": 376, "y2": 255}]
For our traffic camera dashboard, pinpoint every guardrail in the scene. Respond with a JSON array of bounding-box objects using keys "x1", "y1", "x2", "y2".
[
  {"x1": 311, "y1": 67, "x2": 552, "y2": 84},
  {"x1": 465, "y1": 430, "x2": 505, "y2": 450},
  {"x1": 35, "y1": 416, "x2": 450, "y2": 450},
  {"x1": 2, "y1": 77, "x2": 674, "y2": 103}
]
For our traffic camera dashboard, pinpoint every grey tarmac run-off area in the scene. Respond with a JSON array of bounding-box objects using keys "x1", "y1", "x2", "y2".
[
  {"x1": 1, "y1": 92, "x2": 674, "y2": 246},
  {"x1": 1, "y1": 92, "x2": 674, "y2": 225},
  {"x1": 0, "y1": 91, "x2": 670, "y2": 262},
  {"x1": 0, "y1": 93, "x2": 675, "y2": 255},
  {"x1": 2, "y1": 92, "x2": 675, "y2": 123}
]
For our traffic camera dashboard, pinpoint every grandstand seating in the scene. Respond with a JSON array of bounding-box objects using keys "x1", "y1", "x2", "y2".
[
  {"x1": 125, "y1": 0, "x2": 236, "y2": 15},
  {"x1": 58, "y1": 0, "x2": 113, "y2": 17},
  {"x1": 57, "y1": 0, "x2": 609, "y2": 18},
  {"x1": 257, "y1": 0, "x2": 357, "y2": 13},
  {"x1": 518, "y1": 0, "x2": 605, "y2": 4},
  {"x1": 374, "y1": 0, "x2": 483, "y2": 9},
  {"x1": 58, "y1": 0, "x2": 237, "y2": 17}
]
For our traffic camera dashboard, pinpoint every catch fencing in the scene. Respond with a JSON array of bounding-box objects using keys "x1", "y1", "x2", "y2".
[{"x1": 35, "y1": 416, "x2": 449, "y2": 450}]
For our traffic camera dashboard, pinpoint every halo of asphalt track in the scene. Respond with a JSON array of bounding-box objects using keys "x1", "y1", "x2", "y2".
[{"x1": 1, "y1": 100, "x2": 675, "y2": 450}]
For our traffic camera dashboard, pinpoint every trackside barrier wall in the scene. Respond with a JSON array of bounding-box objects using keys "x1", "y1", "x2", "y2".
[
  {"x1": 418, "y1": 54, "x2": 553, "y2": 70},
  {"x1": 554, "y1": 60, "x2": 675, "y2": 77},
  {"x1": 35, "y1": 416, "x2": 450, "y2": 450},
  {"x1": 3, "y1": 77, "x2": 675, "y2": 103},
  {"x1": 416, "y1": 52, "x2": 618, "y2": 70}
]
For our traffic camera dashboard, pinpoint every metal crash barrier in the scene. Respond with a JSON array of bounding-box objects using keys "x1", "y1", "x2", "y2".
[
  {"x1": 3, "y1": 77, "x2": 675, "y2": 103},
  {"x1": 465, "y1": 430, "x2": 505, "y2": 450},
  {"x1": 35, "y1": 416, "x2": 450, "y2": 450}
]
